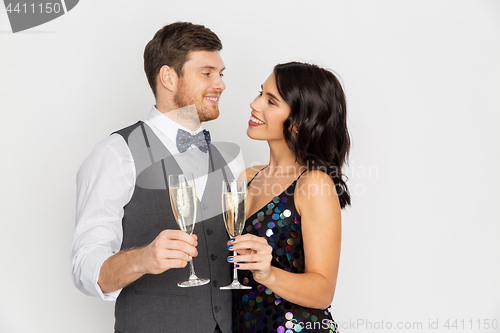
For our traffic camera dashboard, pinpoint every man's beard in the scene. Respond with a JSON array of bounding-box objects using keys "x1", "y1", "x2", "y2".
[{"x1": 174, "y1": 79, "x2": 218, "y2": 122}]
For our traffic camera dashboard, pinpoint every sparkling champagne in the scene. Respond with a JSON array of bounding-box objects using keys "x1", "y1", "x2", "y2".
[
  {"x1": 169, "y1": 186, "x2": 197, "y2": 235},
  {"x1": 222, "y1": 192, "x2": 247, "y2": 238}
]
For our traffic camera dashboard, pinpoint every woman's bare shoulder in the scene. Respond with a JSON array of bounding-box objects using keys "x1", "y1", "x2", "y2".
[{"x1": 240, "y1": 165, "x2": 267, "y2": 183}]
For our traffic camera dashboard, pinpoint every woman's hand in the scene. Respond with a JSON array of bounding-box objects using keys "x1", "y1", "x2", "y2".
[{"x1": 227, "y1": 234, "x2": 273, "y2": 283}]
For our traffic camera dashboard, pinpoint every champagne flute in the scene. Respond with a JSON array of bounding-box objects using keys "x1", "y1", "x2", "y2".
[
  {"x1": 168, "y1": 174, "x2": 210, "y2": 287},
  {"x1": 220, "y1": 180, "x2": 252, "y2": 290}
]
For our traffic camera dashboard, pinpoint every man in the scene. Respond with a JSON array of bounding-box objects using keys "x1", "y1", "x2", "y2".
[{"x1": 71, "y1": 22, "x2": 239, "y2": 333}]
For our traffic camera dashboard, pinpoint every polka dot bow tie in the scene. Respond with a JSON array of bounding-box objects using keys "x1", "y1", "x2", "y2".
[{"x1": 176, "y1": 129, "x2": 211, "y2": 153}]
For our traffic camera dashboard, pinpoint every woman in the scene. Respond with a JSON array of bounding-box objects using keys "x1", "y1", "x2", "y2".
[{"x1": 230, "y1": 62, "x2": 350, "y2": 333}]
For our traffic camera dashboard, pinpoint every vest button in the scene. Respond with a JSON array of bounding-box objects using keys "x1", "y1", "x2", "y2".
[
  {"x1": 210, "y1": 254, "x2": 217, "y2": 261},
  {"x1": 214, "y1": 305, "x2": 220, "y2": 313},
  {"x1": 212, "y1": 280, "x2": 218, "y2": 287},
  {"x1": 206, "y1": 229, "x2": 213, "y2": 235}
]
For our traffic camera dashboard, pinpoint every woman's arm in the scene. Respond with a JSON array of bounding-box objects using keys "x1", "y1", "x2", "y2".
[{"x1": 230, "y1": 170, "x2": 341, "y2": 309}]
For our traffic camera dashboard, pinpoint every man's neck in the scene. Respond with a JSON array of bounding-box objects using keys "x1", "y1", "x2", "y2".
[{"x1": 156, "y1": 104, "x2": 201, "y2": 132}]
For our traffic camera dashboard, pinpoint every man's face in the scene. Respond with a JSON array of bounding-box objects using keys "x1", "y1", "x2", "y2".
[{"x1": 173, "y1": 50, "x2": 226, "y2": 122}]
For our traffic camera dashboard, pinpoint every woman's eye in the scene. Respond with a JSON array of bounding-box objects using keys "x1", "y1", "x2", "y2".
[{"x1": 268, "y1": 100, "x2": 276, "y2": 106}]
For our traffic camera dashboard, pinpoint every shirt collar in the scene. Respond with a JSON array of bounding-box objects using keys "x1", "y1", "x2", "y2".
[{"x1": 146, "y1": 106, "x2": 204, "y2": 144}]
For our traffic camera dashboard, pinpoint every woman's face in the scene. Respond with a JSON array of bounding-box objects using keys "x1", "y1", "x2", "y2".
[{"x1": 247, "y1": 73, "x2": 291, "y2": 141}]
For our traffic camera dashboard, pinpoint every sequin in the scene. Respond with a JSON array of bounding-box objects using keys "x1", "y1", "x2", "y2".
[
  {"x1": 277, "y1": 327, "x2": 285, "y2": 333},
  {"x1": 268, "y1": 222, "x2": 275, "y2": 228},
  {"x1": 287, "y1": 238, "x2": 295, "y2": 245},
  {"x1": 311, "y1": 315, "x2": 318, "y2": 322},
  {"x1": 266, "y1": 229, "x2": 273, "y2": 237},
  {"x1": 266, "y1": 208, "x2": 273, "y2": 215},
  {"x1": 273, "y1": 197, "x2": 280, "y2": 203},
  {"x1": 285, "y1": 321, "x2": 293, "y2": 329},
  {"x1": 272, "y1": 213, "x2": 279, "y2": 220},
  {"x1": 281, "y1": 196, "x2": 288, "y2": 203},
  {"x1": 255, "y1": 222, "x2": 262, "y2": 229},
  {"x1": 268, "y1": 202, "x2": 275, "y2": 209},
  {"x1": 283, "y1": 209, "x2": 291, "y2": 217},
  {"x1": 285, "y1": 312, "x2": 293, "y2": 320}
]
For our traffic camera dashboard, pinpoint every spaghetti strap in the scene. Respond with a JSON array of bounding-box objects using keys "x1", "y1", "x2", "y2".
[
  {"x1": 247, "y1": 165, "x2": 269, "y2": 187},
  {"x1": 294, "y1": 168, "x2": 308, "y2": 182}
]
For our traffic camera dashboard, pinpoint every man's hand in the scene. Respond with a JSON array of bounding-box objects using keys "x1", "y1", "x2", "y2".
[
  {"x1": 140, "y1": 229, "x2": 198, "y2": 274},
  {"x1": 98, "y1": 229, "x2": 198, "y2": 293}
]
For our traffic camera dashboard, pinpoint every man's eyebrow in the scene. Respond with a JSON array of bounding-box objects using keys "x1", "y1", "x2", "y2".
[
  {"x1": 261, "y1": 85, "x2": 281, "y2": 102},
  {"x1": 199, "y1": 65, "x2": 226, "y2": 71}
]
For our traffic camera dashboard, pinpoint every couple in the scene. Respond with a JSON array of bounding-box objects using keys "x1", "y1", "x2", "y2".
[{"x1": 71, "y1": 22, "x2": 350, "y2": 333}]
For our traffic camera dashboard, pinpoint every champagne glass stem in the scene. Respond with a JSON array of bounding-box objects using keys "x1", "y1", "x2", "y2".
[
  {"x1": 189, "y1": 258, "x2": 196, "y2": 279},
  {"x1": 232, "y1": 250, "x2": 238, "y2": 282}
]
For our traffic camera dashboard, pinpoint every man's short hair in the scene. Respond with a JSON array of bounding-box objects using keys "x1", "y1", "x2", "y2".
[{"x1": 144, "y1": 22, "x2": 223, "y2": 97}]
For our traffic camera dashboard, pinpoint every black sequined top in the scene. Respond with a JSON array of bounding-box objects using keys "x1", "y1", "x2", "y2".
[{"x1": 233, "y1": 170, "x2": 339, "y2": 333}]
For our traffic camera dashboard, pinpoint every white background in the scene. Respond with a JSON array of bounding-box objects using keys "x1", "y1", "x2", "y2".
[{"x1": 1, "y1": 1, "x2": 499, "y2": 332}]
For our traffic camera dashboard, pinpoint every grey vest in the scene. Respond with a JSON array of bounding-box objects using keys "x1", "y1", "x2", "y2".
[{"x1": 113, "y1": 122, "x2": 234, "y2": 333}]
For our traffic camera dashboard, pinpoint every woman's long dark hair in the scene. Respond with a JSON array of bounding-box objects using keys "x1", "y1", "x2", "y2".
[{"x1": 274, "y1": 62, "x2": 351, "y2": 208}]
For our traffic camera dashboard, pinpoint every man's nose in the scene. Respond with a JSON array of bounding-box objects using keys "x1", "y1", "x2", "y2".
[{"x1": 213, "y1": 75, "x2": 226, "y2": 91}]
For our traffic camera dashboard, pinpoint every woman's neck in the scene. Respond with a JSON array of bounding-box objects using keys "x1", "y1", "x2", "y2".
[{"x1": 266, "y1": 139, "x2": 304, "y2": 177}]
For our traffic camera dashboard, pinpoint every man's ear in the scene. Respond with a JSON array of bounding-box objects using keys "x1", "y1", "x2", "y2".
[{"x1": 158, "y1": 65, "x2": 177, "y2": 92}]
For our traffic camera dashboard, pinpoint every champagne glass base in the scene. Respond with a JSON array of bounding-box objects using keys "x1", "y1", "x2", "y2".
[
  {"x1": 220, "y1": 281, "x2": 252, "y2": 290},
  {"x1": 177, "y1": 276, "x2": 210, "y2": 288}
]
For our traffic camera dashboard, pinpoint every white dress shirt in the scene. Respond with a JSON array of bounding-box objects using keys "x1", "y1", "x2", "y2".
[{"x1": 71, "y1": 107, "x2": 243, "y2": 300}]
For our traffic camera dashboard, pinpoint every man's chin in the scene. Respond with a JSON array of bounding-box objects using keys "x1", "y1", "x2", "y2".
[{"x1": 199, "y1": 108, "x2": 219, "y2": 122}]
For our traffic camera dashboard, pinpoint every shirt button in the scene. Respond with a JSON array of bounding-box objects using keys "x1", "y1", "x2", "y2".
[
  {"x1": 206, "y1": 229, "x2": 213, "y2": 235},
  {"x1": 210, "y1": 254, "x2": 217, "y2": 261},
  {"x1": 212, "y1": 280, "x2": 218, "y2": 287},
  {"x1": 214, "y1": 305, "x2": 220, "y2": 313}
]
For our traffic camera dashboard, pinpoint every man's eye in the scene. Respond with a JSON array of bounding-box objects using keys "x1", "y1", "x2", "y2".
[
  {"x1": 220, "y1": 73, "x2": 224, "y2": 77},
  {"x1": 258, "y1": 90, "x2": 263, "y2": 96},
  {"x1": 203, "y1": 73, "x2": 212, "y2": 76}
]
